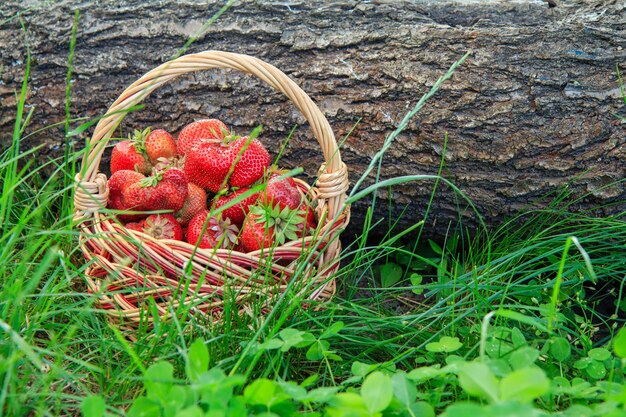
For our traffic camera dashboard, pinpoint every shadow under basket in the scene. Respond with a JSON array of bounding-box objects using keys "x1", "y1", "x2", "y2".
[{"x1": 72, "y1": 51, "x2": 350, "y2": 329}]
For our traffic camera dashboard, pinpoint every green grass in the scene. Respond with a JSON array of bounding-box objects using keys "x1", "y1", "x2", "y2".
[
  {"x1": 2, "y1": 6, "x2": 626, "y2": 417},
  {"x1": 3, "y1": 118, "x2": 626, "y2": 416}
]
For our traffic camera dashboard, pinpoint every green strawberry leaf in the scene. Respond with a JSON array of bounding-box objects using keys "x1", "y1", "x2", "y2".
[
  {"x1": 139, "y1": 172, "x2": 162, "y2": 188},
  {"x1": 129, "y1": 127, "x2": 150, "y2": 154}
]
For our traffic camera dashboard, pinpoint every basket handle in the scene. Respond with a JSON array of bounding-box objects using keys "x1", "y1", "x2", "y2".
[{"x1": 75, "y1": 51, "x2": 349, "y2": 221}]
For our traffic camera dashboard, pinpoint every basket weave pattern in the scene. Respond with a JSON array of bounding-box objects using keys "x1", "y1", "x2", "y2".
[{"x1": 73, "y1": 51, "x2": 350, "y2": 326}]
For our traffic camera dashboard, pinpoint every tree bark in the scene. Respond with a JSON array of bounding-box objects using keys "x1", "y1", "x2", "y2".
[{"x1": 1, "y1": 0, "x2": 625, "y2": 239}]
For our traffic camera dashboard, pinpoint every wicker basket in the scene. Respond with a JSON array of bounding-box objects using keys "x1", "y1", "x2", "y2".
[{"x1": 73, "y1": 51, "x2": 350, "y2": 327}]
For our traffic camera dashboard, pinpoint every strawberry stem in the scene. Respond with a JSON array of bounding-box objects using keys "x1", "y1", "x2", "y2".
[
  {"x1": 139, "y1": 171, "x2": 162, "y2": 188},
  {"x1": 209, "y1": 216, "x2": 239, "y2": 249},
  {"x1": 250, "y1": 203, "x2": 305, "y2": 245},
  {"x1": 129, "y1": 127, "x2": 150, "y2": 154}
]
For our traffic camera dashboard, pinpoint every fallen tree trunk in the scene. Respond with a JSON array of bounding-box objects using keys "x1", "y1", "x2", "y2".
[{"x1": 1, "y1": 0, "x2": 625, "y2": 240}]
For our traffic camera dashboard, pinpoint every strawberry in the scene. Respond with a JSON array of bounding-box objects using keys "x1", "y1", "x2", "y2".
[
  {"x1": 123, "y1": 168, "x2": 188, "y2": 213},
  {"x1": 141, "y1": 214, "x2": 183, "y2": 240},
  {"x1": 145, "y1": 128, "x2": 177, "y2": 165},
  {"x1": 300, "y1": 203, "x2": 317, "y2": 232},
  {"x1": 108, "y1": 170, "x2": 147, "y2": 222},
  {"x1": 184, "y1": 140, "x2": 227, "y2": 192},
  {"x1": 240, "y1": 204, "x2": 306, "y2": 252},
  {"x1": 228, "y1": 136, "x2": 271, "y2": 188},
  {"x1": 175, "y1": 183, "x2": 207, "y2": 226},
  {"x1": 187, "y1": 211, "x2": 239, "y2": 250},
  {"x1": 177, "y1": 119, "x2": 229, "y2": 156},
  {"x1": 212, "y1": 187, "x2": 259, "y2": 226},
  {"x1": 261, "y1": 172, "x2": 317, "y2": 235},
  {"x1": 110, "y1": 134, "x2": 152, "y2": 175},
  {"x1": 263, "y1": 173, "x2": 305, "y2": 210},
  {"x1": 125, "y1": 220, "x2": 145, "y2": 232},
  {"x1": 184, "y1": 135, "x2": 270, "y2": 193}
]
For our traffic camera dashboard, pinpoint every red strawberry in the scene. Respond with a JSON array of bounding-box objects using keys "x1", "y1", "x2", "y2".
[
  {"x1": 145, "y1": 129, "x2": 177, "y2": 165},
  {"x1": 229, "y1": 136, "x2": 270, "y2": 188},
  {"x1": 108, "y1": 170, "x2": 147, "y2": 222},
  {"x1": 125, "y1": 221, "x2": 145, "y2": 232},
  {"x1": 177, "y1": 119, "x2": 229, "y2": 156},
  {"x1": 110, "y1": 135, "x2": 152, "y2": 175},
  {"x1": 123, "y1": 168, "x2": 188, "y2": 213},
  {"x1": 187, "y1": 211, "x2": 239, "y2": 250},
  {"x1": 141, "y1": 214, "x2": 183, "y2": 240},
  {"x1": 175, "y1": 183, "x2": 207, "y2": 226},
  {"x1": 184, "y1": 140, "x2": 229, "y2": 192},
  {"x1": 212, "y1": 187, "x2": 259, "y2": 226},
  {"x1": 263, "y1": 173, "x2": 304, "y2": 210},
  {"x1": 261, "y1": 173, "x2": 317, "y2": 235},
  {"x1": 240, "y1": 204, "x2": 306, "y2": 252},
  {"x1": 301, "y1": 203, "x2": 317, "y2": 231},
  {"x1": 184, "y1": 135, "x2": 270, "y2": 193}
]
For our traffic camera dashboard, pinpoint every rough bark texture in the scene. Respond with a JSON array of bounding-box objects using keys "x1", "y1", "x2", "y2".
[{"x1": 1, "y1": 0, "x2": 625, "y2": 240}]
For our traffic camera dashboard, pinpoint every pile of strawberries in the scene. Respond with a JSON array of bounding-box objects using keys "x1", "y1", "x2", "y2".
[{"x1": 107, "y1": 119, "x2": 316, "y2": 252}]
